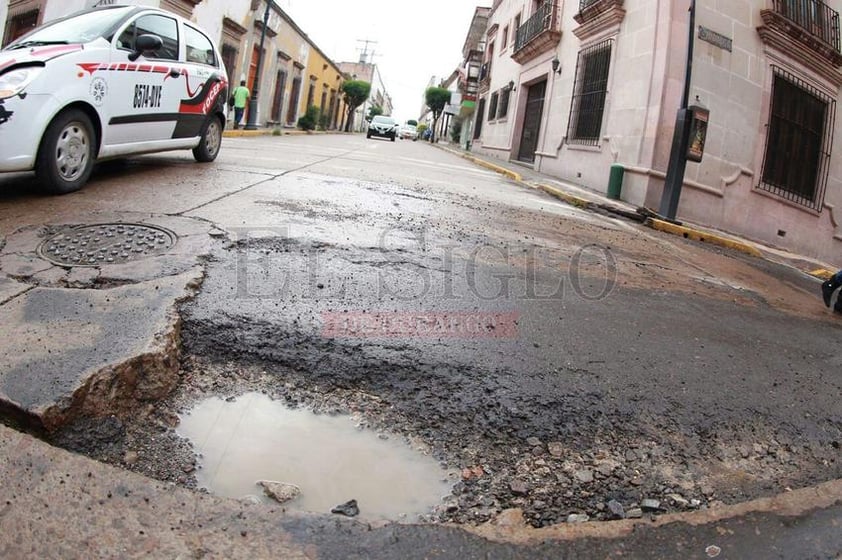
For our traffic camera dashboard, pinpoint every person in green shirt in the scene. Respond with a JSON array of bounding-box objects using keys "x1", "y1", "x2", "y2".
[{"x1": 231, "y1": 80, "x2": 250, "y2": 129}]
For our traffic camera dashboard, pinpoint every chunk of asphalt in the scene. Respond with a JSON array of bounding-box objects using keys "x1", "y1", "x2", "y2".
[
  {"x1": 331, "y1": 499, "x2": 360, "y2": 517},
  {"x1": 0, "y1": 269, "x2": 202, "y2": 431}
]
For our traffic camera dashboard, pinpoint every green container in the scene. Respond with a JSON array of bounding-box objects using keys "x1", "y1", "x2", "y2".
[{"x1": 607, "y1": 164, "x2": 624, "y2": 200}]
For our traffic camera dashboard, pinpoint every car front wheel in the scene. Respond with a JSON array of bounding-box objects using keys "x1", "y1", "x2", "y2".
[
  {"x1": 193, "y1": 116, "x2": 223, "y2": 162},
  {"x1": 36, "y1": 109, "x2": 96, "y2": 195}
]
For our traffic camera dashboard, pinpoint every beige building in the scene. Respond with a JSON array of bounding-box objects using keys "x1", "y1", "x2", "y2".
[{"x1": 471, "y1": 0, "x2": 842, "y2": 264}]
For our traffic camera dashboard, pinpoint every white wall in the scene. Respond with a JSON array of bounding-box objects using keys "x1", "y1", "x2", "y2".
[{"x1": 475, "y1": 0, "x2": 527, "y2": 156}]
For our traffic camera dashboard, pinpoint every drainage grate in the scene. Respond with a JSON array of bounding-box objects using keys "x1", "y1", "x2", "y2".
[{"x1": 38, "y1": 223, "x2": 176, "y2": 267}]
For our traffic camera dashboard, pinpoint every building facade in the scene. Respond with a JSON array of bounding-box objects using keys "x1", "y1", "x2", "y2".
[
  {"x1": 303, "y1": 42, "x2": 345, "y2": 130},
  {"x1": 2, "y1": 0, "x2": 346, "y2": 130},
  {"x1": 339, "y1": 60, "x2": 393, "y2": 131},
  {"x1": 470, "y1": 0, "x2": 842, "y2": 264}
]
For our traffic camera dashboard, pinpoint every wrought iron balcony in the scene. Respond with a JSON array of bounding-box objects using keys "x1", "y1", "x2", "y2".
[
  {"x1": 770, "y1": 0, "x2": 840, "y2": 52},
  {"x1": 512, "y1": 1, "x2": 561, "y2": 64},
  {"x1": 579, "y1": 0, "x2": 602, "y2": 9}
]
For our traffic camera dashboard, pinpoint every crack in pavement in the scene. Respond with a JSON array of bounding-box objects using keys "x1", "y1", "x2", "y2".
[{"x1": 176, "y1": 148, "x2": 362, "y2": 216}]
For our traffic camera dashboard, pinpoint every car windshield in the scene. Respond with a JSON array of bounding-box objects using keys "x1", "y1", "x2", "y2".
[
  {"x1": 5, "y1": 7, "x2": 135, "y2": 49},
  {"x1": 372, "y1": 116, "x2": 395, "y2": 125}
]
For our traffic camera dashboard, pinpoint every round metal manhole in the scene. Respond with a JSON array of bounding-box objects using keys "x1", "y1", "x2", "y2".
[{"x1": 37, "y1": 223, "x2": 176, "y2": 267}]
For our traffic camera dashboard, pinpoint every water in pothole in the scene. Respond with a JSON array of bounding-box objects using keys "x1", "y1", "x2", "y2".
[{"x1": 177, "y1": 392, "x2": 454, "y2": 521}]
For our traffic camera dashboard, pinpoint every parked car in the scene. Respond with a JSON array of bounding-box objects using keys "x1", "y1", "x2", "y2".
[
  {"x1": 0, "y1": 5, "x2": 228, "y2": 194},
  {"x1": 400, "y1": 124, "x2": 417, "y2": 140},
  {"x1": 367, "y1": 115, "x2": 398, "y2": 141}
]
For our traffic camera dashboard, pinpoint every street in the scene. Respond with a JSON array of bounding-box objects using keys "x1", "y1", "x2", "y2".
[{"x1": 1, "y1": 133, "x2": 842, "y2": 552}]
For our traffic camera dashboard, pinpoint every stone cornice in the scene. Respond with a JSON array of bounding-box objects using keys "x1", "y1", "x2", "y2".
[
  {"x1": 573, "y1": 0, "x2": 625, "y2": 41},
  {"x1": 757, "y1": 11, "x2": 842, "y2": 88},
  {"x1": 758, "y1": 9, "x2": 842, "y2": 68}
]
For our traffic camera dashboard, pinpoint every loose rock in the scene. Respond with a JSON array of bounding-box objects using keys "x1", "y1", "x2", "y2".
[
  {"x1": 331, "y1": 499, "x2": 360, "y2": 517},
  {"x1": 574, "y1": 470, "x2": 594, "y2": 484},
  {"x1": 607, "y1": 499, "x2": 625, "y2": 519},
  {"x1": 626, "y1": 508, "x2": 643, "y2": 519},
  {"x1": 641, "y1": 498, "x2": 661, "y2": 512},
  {"x1": 258, "y1": 480, "x2": 301, "y2": 504},
  {"x1": 547, "y1": 442, "x2": 564, "y2": 457},
  {"x1": 510, "y1": 480, "x2": 530, "y2": 496},
  {"x1": 566, "y1": 513, "x2": 589, "y2": 523}
]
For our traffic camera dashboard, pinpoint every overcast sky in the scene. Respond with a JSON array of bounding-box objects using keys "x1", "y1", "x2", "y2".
[{"x1": 280, "y1": 0, "x2": 485, "y2": 123}]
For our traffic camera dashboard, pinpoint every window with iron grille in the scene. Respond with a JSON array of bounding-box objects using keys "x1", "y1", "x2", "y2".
[
  {"x1": 759, "y1": 67, "x2": 835, "y2": 210},
  {"x1": 488, "y1": 91, "x2": 499, "y2": 122},
  {"x1": 498, "y1": 87, "x2": 510, "y2": 119},
  {"x1": 567, "y1": 39, "x2": 612, "y2": 145}
]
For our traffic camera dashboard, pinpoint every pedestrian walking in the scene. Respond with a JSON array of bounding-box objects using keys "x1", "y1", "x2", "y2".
[
  {"x1": 231, "y1": 80, "x2": 250, "y2": 129},
  {"x1": 821, "y1": 270, "x2": 842, "y2": 313}
]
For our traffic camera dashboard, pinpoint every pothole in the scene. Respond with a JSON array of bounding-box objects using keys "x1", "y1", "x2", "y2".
[
  {"x1": 176, "y1": 392, "x2": 455, "y2": 521},
  {"x1": 37, "y1": 223, "x2": 176, "y2": 267}
]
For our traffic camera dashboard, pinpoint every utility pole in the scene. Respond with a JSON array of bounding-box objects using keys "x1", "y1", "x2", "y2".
[
  {"x1": 244, "y1": 0, "x2": 272, "y2": 131},
  {"x1": 356, "y1": 40, "x2": 378, "y2": 131},
  {"x1": 658, "y1": 0, "x2": 696, "y2": 220}
]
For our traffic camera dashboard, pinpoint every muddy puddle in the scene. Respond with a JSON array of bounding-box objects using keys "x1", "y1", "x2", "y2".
[{"x1": 177, "y1": 392, "x2": 454, "y2": 521}]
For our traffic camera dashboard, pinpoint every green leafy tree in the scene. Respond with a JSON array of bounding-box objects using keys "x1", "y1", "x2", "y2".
[
  {"x1": 407, "y1": 119, "x2": 418, "y2": 127},
  {"x1": 342, "y1": 80, "x2": 371, "y2": 132},
  {"x1": 425, "y1": 87, "x2": 451, "y2": 142},
  {"x1": 366, "y1": 104, "x2": 384, "y2": 122},
  {"x1": 297, "y1": 105, "x2": 319, "y2": 131}
]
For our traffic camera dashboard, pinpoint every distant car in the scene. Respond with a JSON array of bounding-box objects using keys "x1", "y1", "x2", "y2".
[
  {"x1": 399, "y1": 124, "x2": 417, "y2": 140},
  {"x1": 0, "y1": 5, "x2": 228, "y2": 194},
  {"x1": 367, "y1": 115, "x2": 397, "y2": 141}
]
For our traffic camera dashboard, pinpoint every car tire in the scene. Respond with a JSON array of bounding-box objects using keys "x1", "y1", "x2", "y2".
[
  {"x1": 390, "y1": 135, "x2": 395, "y2": 142},
  {"x1": 193, "y1": 115, "x2": 223, "y2": 162},
  {"x1": 36, "y1": 109, "x2": 96, "y2": 195},
  {"x1": 366, "y1": 132, "x2": 372, "y2": 138}
]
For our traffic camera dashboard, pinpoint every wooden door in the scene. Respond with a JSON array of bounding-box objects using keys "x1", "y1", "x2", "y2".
[{"x1": 518, "y1": 80, "x2": 546, "y2": 163}]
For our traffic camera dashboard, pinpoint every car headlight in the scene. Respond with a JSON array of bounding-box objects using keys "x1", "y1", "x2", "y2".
[{"x1": 0, "y1": 66, "x2": 44, "y2": 100}]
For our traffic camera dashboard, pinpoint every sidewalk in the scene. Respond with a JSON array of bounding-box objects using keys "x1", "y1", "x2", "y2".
[{"x1": 434, "y1": 143, "x2": 836, "y2": 281}]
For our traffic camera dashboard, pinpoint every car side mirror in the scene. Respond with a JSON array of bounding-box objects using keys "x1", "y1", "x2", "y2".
[{"x1": 129, "y1": 34, "x2": 163, "y2": 61}]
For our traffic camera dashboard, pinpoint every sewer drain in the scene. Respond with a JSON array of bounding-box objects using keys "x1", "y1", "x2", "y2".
[{"x1": 38, "y1": 223, "x2": 176, "y2": 267}]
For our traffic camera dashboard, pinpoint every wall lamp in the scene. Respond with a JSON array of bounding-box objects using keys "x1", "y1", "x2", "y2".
[
  {"x1": 509, "y1": 80, "x2": 516, "y2": 91},
  {"x1": 551, "y1": 56, "x2": 561, "y2": 74}
]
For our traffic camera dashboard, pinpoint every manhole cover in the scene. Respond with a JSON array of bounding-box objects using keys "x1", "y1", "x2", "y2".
[{"x1": 38, "y1": 223, "x2": 176, "y2": 267}]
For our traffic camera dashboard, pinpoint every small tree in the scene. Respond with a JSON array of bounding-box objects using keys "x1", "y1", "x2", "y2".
[
  {"x1": 342, "y1": 80, "x2": 371, "y2": 132},
  {"x1": 425, "y1": 87, "x2": 451, "y2": 143},
  {"x1": 297, "y1": 105, "x2": 319, "y2": 131},
  {"x1": 407, "y1": 119, "x2": 418, "y2": 127},
  {"x1": 366, "y1": 104, "x2": 383, "y2": 122}
]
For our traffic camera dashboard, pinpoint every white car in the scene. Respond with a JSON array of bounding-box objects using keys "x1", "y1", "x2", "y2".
[
  {"x1": 400, "y1": 124, "x2": 417, "y2": 140},
  {"x1": 0, "y1": 5, "x2": 228, "y2": 194}
]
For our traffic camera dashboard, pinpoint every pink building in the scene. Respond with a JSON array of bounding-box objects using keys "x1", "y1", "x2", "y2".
[{"x1": 473, "y1": 0, "x2": 842, "y2": 264}]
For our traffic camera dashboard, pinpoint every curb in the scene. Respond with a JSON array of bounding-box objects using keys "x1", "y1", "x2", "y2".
[
  {"x1": 435, "y1": 145, "x2": 523, "y2": 182},
  {"x1": 808, "y1": 268, "x2": 835, "y2": 280},
  {"x1": 430, "y1": 145, "x2": 777, "y2": 261},
  {"x1": 468, "y1": 477, "x2": 842, "y2": 546},
  {"x1": 537, "y1": 184, "x2": 593, "y2": 209},
  {"x1": 644, "y1": 217, "x2": 763, "y2": 258},
  {"x1": 467, "y1": 156, "x2": 522, "y2": 181},
  {"x1": 222, "y1": 129, "x2": 339, "y2": 138}
]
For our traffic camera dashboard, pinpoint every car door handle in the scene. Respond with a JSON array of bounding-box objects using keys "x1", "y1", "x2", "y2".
[{"x1": 169, "y1": 69, "x2": 181, "y2": 78}]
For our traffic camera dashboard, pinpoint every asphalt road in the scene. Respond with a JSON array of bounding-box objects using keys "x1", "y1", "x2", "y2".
[{"x1": 1, "y1": 133, "x2": 841, "y2": 552}]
